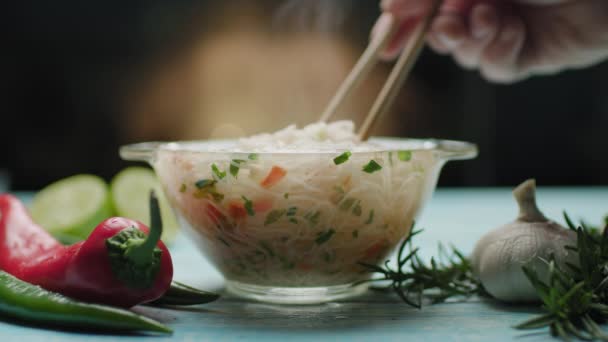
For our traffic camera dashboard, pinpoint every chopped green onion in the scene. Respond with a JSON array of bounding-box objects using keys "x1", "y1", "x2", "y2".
[
  {"x1": 286, "y1": 207, "x2": 297, "y2": 217},
  {"x1": 339, "y1": 198, "x2": 356, "y2": 211},
  {"x1": 352, "y1": 201, "x2": 362, "y2": 216},
  {"x1": 259, "y1": 241, "x2": 275, "y2": 257},
  {"x1": 333, "y1": 151, "x2": 352, "y2": 165},
  {"x1": 195, "y1": 179, "x2": 216, "y2": 189},
  {"x1": 242, "y1": 196, "x2": 254, "y2": 216},
  {"x1": 284, "y1": 193, "x2": 289, "y2": 199},
  {"x1": 277, "y1": 255, "x2": 294, "y2": 269},
  {"x1": 265, "y1": 209, "x2": 286, "y2": 226},
  {"x1": 289, "y1": 218, "x2": 298, "y2": 224},
  {"x1": 333, "y1": 185, "x2": 346, "y2": 203},
  {"x1": 210, "y1": 191, "x2": 224, "y2": 203},
  {"x1": 179, "y1": 183, "x2": 187, "y2": 193},
  {"x1": 218, "y1": 236, "x2": 231, "y2": 247},
  {"x1": 229, "y1": 159, "x2": 246, "y2": 178},
  {"x1": 315, "y1": 229, "x2": 335, "y2": 245},
  {"x1": 304, "y1": 211, "x2": 321, "y2": 226},
  {"x1": 365, "y1": 209, "x2": 375, "y2": 224},
  {"x1": 352, "y1": 230, "x2": 359, "y2": 238},
  {"x1": 362, "y1": 160, "x2": 382, "y2": 173},
  {"x1": 211, "y1": 164, "x2": 226, "y2": 180},
  {"x1": 322, "y1": 251, "x2": 334, "y2": 263},
  {"x1": 398, "y1": 151, "x2": 412, "y2": 161},
  {"x1": 248, "y1": 153, "x2": 259, "y2": 160}
]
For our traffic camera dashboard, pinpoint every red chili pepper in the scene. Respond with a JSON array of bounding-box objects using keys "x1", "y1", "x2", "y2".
[{"x1": 0, "y1": 192, "x2": 173, "y2": 308}]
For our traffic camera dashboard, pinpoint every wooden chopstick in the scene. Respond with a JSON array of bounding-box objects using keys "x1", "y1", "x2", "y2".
[
  {"x1": 318, "y1": 14, "x2": 398, "y2": 123},
  {"x1": 357, "y1": 0, "x2": 442, "y2": 141}
]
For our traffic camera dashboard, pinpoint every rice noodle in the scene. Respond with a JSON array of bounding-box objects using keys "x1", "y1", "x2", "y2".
[{"x1": 154, "y1": 121, "x2": 438, "y2": 287}]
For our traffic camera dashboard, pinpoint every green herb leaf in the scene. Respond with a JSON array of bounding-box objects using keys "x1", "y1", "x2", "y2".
[
  {"x1": 362, "y1": 160, "x2": 382, "y2": 173},
  {"x1": 352, "y1": 230, "x2": 359, "y2": 238},
  {"x1": 229, "y1": 159, "x2": 246, "y2": 178},
  {"x1": 179, "y1": 183, "x2": 187, "y2": 193},
  {"x1": 289, "y1": 218, "x2": 298, "y2": 224},
  {"x1": 352, "y1": 201, "x2": 362, "y2": 216},
  {"x1": 195, "y1": 179, "x2": 216, "y2": 189},
  {"x1": 339, "y1": 198, "x2": 356, "y2": 211},
  {"x1": 265, "y1": 209, "x2": 286, "y2": 226},
  {"x1": 286, "y1": 207, "x2": 297, "y2": 217},
  {"x1": 315, "y1": 229, "x2": 335, "y2": 245},
  {"x1": 365, "y1": 209, "x2": 375, "y2": 224},
  {"x1": 333, "y1": 151, "x2": 352, "y2": 165},
  {"x1": 242, "y1": 196, "x2": 254, "y2": 216},
  {"x1": 211, "y1": 164, "x2": 226, "y2": 180},
  {"x1": 248, "y1": 153, "x2": 259, "y2": 161},
  {"x1": 514, "y1": 313, "x2": 556, "y2": 330},
  {"x1": 398, "y1": 151, "x2": 412, "y2": 161},
  {"x1": 304, "y1": 211, "x2": 321, "y2": 227},
  {"x1": 284, "y1": 193, "x2": 289, "y2": 199}
]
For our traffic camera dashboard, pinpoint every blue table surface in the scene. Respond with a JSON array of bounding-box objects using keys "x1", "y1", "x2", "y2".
[{"x1": 3, "y1": 187, "x2": 607, "y2": 341}]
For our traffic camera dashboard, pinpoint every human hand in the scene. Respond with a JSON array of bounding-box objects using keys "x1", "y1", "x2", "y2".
[{"x1": 372, "y1": 0, "x2": 608, "y2": 83}]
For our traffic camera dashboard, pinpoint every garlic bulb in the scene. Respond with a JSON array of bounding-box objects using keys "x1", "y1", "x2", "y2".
[{"x1": 471, "y1": 179, "x2": 577, "y2": 303}]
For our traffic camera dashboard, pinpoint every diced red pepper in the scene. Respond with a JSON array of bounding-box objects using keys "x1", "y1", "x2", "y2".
[
  {"x1": 260, "y1": 166, "x2": 286, "y2": 188},
  {"x1": 364, "y1": 241, "x2": 388, "y2": 260},
  {"x1": 228, "y1": 202, "x2": 248, "y2": 219},
  {"x1": 253, "y1": 198, "x2": 273, "y2": 213},
  {"x1": 297, "y1": 262, "x2": 313, "y2": 271}
]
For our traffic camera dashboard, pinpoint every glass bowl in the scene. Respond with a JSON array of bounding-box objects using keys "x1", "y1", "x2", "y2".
[{"x1": 120, "y1": 138, "x2": 477, "y2": 304}]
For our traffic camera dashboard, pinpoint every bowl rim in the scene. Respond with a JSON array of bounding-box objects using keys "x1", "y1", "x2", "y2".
[{"x1": 120, "y1": 137, "x2": 478, "y2": 162}]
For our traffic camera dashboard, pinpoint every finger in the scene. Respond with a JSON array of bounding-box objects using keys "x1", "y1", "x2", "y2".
[
  {"x1": 427, "y1": 33, "x2": 451, "y2": 55},
  {"x1": 378, "y1": 17, "x2": 419, "y2": 60},
  {"x1": 441, "y1": 0, "x2": 477, "y2": 14},
  {"x1": 380, "y1": 0, "x2": 432, "y2": 19},
  {"x1": 431, "y1": 13, "x2": 468, "y2": 52},
  {"x1": 375, "y1": 0, "x2": 434, "y2": 60},
  {"x1": 479, "y1": 15, "x2": 526, "y2": 83},
  {"x1": 451, "y1": 3, "x2": 500, "y2": 69}
]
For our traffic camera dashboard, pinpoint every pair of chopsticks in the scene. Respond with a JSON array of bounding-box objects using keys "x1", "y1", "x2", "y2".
[{"x1": 319, "y1": 0, "x2": 442, "y2": 141}]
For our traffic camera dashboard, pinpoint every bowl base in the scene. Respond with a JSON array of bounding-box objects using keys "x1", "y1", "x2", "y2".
[{"x1": 225, "y1": 281, "x2": 369, "y2": 304}]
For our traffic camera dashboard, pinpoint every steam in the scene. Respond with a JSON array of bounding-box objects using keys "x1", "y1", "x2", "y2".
[{"x1": 273, "y1": 0, "x2": 353, "y2": 33}]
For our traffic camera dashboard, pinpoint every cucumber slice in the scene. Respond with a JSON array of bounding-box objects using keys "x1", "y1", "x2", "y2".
[
  {"x1": 111, "y1": 167, "x2": 179, "y2": 244},
  {"x1": 31, "y1": 174, "x2": 113, "y2": 243}
]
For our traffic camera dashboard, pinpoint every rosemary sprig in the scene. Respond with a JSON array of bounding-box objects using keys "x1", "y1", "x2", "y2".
[
  {"x1": 357, "y1": 226, "x2": 485, "y2": 308},
  {"x1": 515, "y1": 213, "x2": 608, "y2": 341},
  {"x1": 359, "y1": 216, "x2": 608, "y2": 341}
]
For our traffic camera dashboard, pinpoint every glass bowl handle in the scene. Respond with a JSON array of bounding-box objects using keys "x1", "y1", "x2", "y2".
[
  {"x1": 120, "y1": 142, "x2": 163, "y2": 163},
  {"x1": 434, "y1": 140, "x2": 478, "y2": 161}
]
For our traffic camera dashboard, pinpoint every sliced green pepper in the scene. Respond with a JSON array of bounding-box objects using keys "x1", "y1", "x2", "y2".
[
  {"x1": 150, "y1": 281, "x2": 220, "y2": 306},
  {"x1": 0, "y1": 271, "x2": 171, "y2": 333}
]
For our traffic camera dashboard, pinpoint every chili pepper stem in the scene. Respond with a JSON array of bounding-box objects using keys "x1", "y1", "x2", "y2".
[{"x1": 124, "y1": 191, "x2": 163, "y2": 265}]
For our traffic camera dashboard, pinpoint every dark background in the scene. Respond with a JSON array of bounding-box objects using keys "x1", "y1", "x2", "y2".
[{"x1": 2, "y1": 0, "x2": 607, "y2": 190}]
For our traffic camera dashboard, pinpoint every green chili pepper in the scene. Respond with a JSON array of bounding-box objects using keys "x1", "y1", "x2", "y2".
[
  {"x1": 150, "y1": 281, "x2": 220, "y2": 306},
  {"x1": 0, "y1": 271, "x2": 171, "y2": 333}
]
